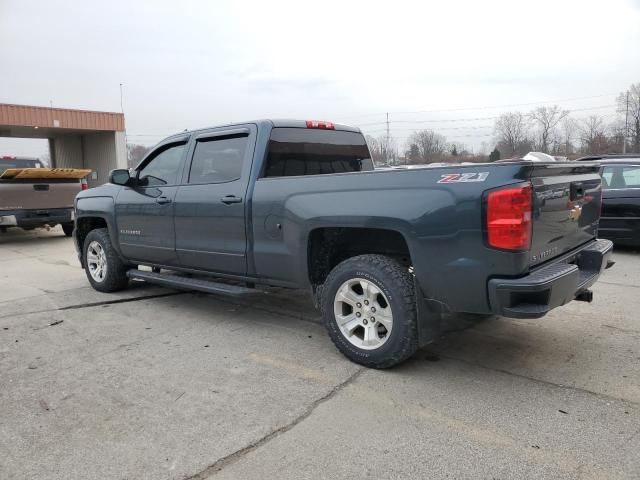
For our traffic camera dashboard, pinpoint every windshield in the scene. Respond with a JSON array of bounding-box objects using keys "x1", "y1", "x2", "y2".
[{"x1": 0, "y1": 159, "x2": 43, "y2": 175}]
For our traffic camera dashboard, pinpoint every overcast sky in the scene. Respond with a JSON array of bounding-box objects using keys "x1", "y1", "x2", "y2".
[{"x1": 1, "y1": 0, "x2": 639, "y2": 157}]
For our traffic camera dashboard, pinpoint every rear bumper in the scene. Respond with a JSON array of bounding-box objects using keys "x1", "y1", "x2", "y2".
[
  {"x1": 0, "y1": 208, "x2": 74, "y2": 228},
  {"x1": 488, "y1": 239, "x2": 613, "y2": 319}
]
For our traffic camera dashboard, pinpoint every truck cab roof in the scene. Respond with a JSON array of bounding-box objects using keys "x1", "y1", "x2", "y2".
[{"x1": 162, "y1": 119, "x2": 361, "y2": 143}]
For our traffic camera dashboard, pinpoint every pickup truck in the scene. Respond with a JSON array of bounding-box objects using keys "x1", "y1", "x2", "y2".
[
  {"x1": 73, "y1": 119, "x2": 613, "y2": 368},
  {"x1": 0, "y1": 156, "x2": 88, "y2": 236}
]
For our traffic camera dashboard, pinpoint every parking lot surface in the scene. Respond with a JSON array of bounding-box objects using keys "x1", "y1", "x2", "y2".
[{"x1": 1, "y1": 227, "x2": 639, "y2": 479}]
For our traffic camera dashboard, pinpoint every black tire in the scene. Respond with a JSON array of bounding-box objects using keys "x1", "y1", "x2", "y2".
[
  {"x1": 82, "y1": 228, "x2": 129, "y2": 292},
  {"x1": 61, "y1": 223, "x2": 74, "y2": 237},
  {"x1": 321, "y1": 254, "x2": 418, "y2": 369}
]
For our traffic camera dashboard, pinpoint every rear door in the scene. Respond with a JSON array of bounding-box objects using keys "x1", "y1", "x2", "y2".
[
  {"x1": 115, "y1": 140, "x2": 187, "y2": 264},
  {"x1": 173, "y1": 125, "x2": 256, "y2": 274},
  {"x1": 599, "y1": 164, "x2": 640, "y2": 242},
  {"x1": 528, "y1": 163, "x2": 602, "y2": 266}
]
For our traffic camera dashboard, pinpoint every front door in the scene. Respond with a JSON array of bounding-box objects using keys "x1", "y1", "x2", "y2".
[
  {"x1": 174, "y1": 127, "x2": 254, "y2": 274},
  {"x1": 116, "y1": 141, "x2": 187, "y2": 265}
]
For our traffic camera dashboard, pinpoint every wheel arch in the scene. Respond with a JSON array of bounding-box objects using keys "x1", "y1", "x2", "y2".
[
  {"x1": 306, "y1": 226, "x2": 413, "y2": 288},
  {"x1": 75, "y1": 215, "x2": 120, "y2": 263}
]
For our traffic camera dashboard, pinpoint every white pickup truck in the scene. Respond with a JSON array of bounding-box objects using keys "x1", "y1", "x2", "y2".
[{"x1": 0, "y1": 156, "x2": 89, "y2": 236}]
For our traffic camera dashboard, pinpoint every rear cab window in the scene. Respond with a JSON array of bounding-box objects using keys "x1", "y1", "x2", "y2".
[
  {"x1": 0, "y1": 158, "x2": 43, "y2": 175},
  {"x1": 264, "y1": 128, "x2": 374, "y2": 178}
]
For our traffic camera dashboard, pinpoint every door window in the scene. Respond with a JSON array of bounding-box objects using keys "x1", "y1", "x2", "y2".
[
  {"x1": 138, "y1": 143, "x2": 186, "y2": 186},
  {"x1": 602, "y1": 166, "x2": 640, "y2": 189},
  {"x1": 188, "y1": 135, "x2": 248, "y2": 184}
]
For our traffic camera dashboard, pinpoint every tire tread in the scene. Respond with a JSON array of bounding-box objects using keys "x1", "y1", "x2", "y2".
[
  {"x1": 321, "y1": 254, "x2": 418, "y2": 368},
  {"x1": 83, "y1": 228, "x2": 129, "y2": 292}
]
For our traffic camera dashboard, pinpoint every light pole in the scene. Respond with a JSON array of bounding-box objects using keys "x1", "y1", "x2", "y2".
[{"x1": 119, "y1": 83, "x2": 124, "y2": 114}]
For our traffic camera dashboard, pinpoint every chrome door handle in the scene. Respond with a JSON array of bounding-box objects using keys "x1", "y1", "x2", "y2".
[
  {"x1": 221, "y1": 195, "x2": 242, "y2": 204},
  {"x1": 156, "y1": 196, "x2": 172, "y2": 205}
]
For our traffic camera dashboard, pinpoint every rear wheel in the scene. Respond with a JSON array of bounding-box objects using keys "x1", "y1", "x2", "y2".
[
  {"x1": 62, "y1": 222, "x2": 74, "y2": 237},
  {"x1": 83, "y1": 228, "x2": 129, "y2": 292},
  {"x1": 321, "y1": 254, "x2": 418, "y2": 368}
]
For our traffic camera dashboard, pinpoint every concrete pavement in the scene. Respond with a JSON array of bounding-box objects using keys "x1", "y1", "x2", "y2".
[{"x1": 1, "y1": 226, "x2": 638, "y2": 479}]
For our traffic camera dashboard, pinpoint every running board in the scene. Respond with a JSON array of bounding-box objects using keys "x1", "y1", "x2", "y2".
[{"x1": 126, "y1": 270, "x2": 258, "y2": 297}]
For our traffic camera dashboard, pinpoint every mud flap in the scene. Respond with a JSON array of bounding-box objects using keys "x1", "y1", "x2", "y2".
[{"x1": 414, "y1": 277, "x2": 444, "y2": 347}]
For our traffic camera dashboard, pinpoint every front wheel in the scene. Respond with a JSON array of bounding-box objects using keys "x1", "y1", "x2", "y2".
[
  {"x1": 321, "y1": 254, "x2": 418, "y2": 369},
  {"x1": 83, "y1": 228, "x2": 129, "y2": 292}
]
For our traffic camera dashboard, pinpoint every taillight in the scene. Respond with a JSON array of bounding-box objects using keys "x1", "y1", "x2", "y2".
[
  {"x1": 306, "y1": 120, "x2": 335, "y2": 130},
  {"x1": 486, "y1": 184, "x2": 532, "y2": 250}
]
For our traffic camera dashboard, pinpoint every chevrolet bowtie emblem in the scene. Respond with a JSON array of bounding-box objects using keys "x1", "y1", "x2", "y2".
[{"x1": 568, "y1": 204, "x2": 582, "y2": 221}]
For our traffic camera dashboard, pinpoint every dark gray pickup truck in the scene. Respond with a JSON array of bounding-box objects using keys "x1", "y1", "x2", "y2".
[{"x1": 73, "y1": 119, "x2": 613, "y2": 368}]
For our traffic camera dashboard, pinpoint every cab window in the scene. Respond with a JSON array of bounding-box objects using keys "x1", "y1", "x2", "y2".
[
  {"x1": 188, "y1": 134, "x2": 248, "y2": 184},
  {"x1": 138, "y1": 143, "x2": 186, "y2": 186},
  {"x1": 602, "y1": 165, "x2": 640, "y2": 189}
]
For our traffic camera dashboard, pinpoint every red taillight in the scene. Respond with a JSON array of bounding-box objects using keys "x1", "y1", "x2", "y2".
[
  {"x1": 306, "y1": 120, "x2": 335, "y2": 130},
  {"x1": 487, "y1": 184, "x2": 532, "y2": 250}
]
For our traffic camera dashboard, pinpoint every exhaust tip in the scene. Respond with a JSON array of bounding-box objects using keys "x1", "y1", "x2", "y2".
[{"x1": 575, "y1": 290, "x2": 593, "y2": 303}]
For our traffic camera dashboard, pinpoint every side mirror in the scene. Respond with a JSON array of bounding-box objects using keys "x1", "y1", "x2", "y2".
[{"x1": 109, "y1": 169, "x2": 131, "y2": 186}]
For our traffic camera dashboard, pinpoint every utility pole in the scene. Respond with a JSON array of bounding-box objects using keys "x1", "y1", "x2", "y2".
[
  {"x1": 623, "y1": 91, "x2": 629, "y2": 154},
  {"x1": 119, "y1": 83, "x2": 129, "y2": 167},
  {"x1": 385, "y1": 112, "x2": 390, "y2": 164},
  {"x1": 119, "y1": 83, "x2": 125, "y2": 114}
]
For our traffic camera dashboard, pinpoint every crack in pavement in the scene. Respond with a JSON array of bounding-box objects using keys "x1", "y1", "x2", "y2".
[
  {"x1": 0, "y1": 291, "x2": 187, "y2": 320},
  {"x1": 5, "y1": 287, "x2": 636, "y2": 408},
  {"x1": 184, "y1": 367, "x2": 365, "y2": 479},
  {"x1": 440, "y1": 354, "x2": 640, "y2": 407},
  {"x1": 58, "y1": 291, "x2": 187, "y2": 310}
]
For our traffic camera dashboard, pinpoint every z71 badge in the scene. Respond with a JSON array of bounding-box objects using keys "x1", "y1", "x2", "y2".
[{"x1": 437, "y1": 172, "x2": 489, "y2": 184}]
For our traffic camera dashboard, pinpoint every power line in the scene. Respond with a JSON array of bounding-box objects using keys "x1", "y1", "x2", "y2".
[
  {"x1": 125, "y1": 105, "x2": 620, "y2": 141},
  {"x1": 334, "y1": 92, "x2": 618, "y2": 120},
  {"x1": 354, "y1": 104, "x2": 617, "y2": 128}
]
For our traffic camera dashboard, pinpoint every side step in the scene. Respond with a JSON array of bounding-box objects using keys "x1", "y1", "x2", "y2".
[{"x1": 127, "y1": 270, "x2": 259, "y2": 297}]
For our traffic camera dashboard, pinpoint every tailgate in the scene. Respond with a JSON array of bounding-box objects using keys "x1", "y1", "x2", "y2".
[
  {"x1": 528, "y1": 163, "x2": 602, "y2": 266},
  {"x1": 0, "y1": 181, "x2": 81, "y2": 211}
]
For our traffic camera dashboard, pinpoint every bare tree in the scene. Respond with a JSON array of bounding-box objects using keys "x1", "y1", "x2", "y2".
[
  {"x1": 379, "y1": 134, "x2": 397, "y2": 165},
  {"x1": 405, "y1": 143, "x2": 420, "y2": 163},
  {"x1": 608, "y1": 118, "x2": 627, "y2": 153},
  {"x1": 365, "y1": 135, "x2": 382, "y2": 164},
  {"x1": 127, "y1": 144, "x2": 151, "y2": 168},
  {"x1": 366, "y1": 134, "x2": 397, "y2": 165},
  {"x1": 617, "y1": 83, "x2": 640, "y2": 153},
  {"x1": 494, "y1": 112, "x2": 529, "y2": 156},
  {"x1": 529, "y1": 105, "x2": 569, "y2": 153},
  {"x1": 579, "y1": 116, "x2": 608, "y2": 154},
  {"x1": 406, "y1": 130, "x2": 447, "y2": 163},
  {"x1": 559, "y1": 116, "x2": 578, "y2": 156}
]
